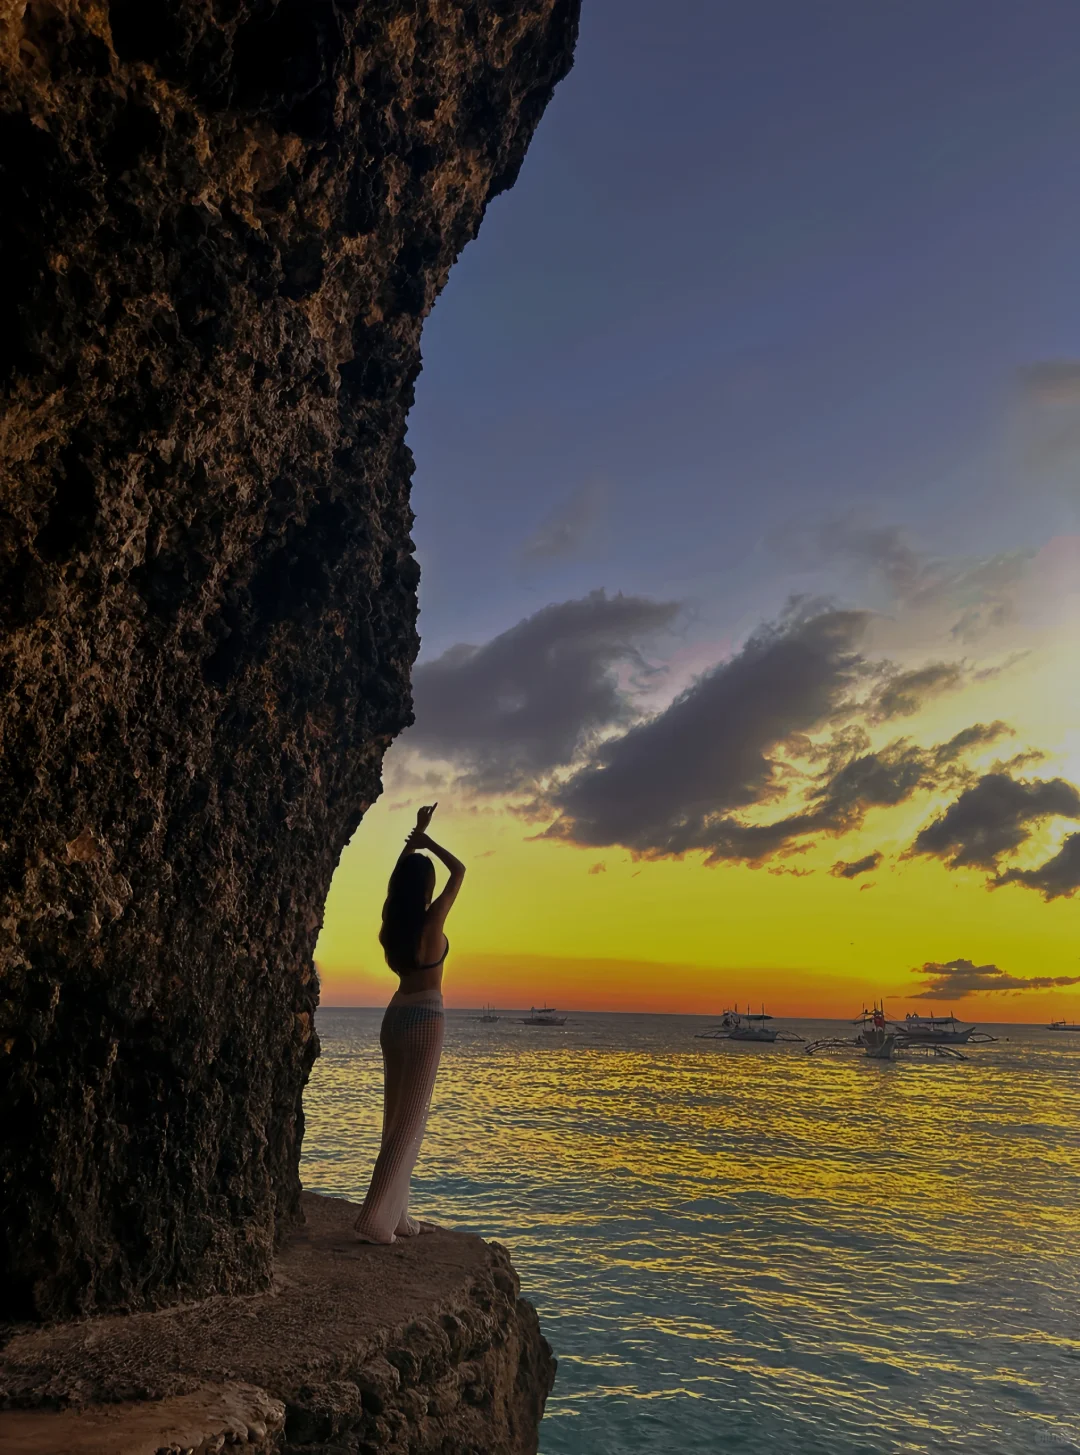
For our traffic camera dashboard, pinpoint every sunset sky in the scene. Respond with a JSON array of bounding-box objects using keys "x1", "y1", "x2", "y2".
[{"x1": 317, "y1": 1, "x2": 1080, "y2": 1021}]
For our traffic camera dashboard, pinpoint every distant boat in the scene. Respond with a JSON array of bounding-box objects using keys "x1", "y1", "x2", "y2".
[
  {"x1": 1047, "y1": 1018, "x2": 1080, "y2": 1031},
  {"x1": 806, "y1": 1003, "x2": 971, "y2": 1060},
  {"x1": 896, "y1": 1012, "x2": 975, "y2": 1045},
  {"x1": 728, "y1": 1005, "x2": 779, "y2": 1043},
  {"x1": 695, "y1": 1006, "x2": 743, "y2": 1039},
  {"x1": 479, "y1": 1004, "x2": 500, "y2": 1023},
  {"x1": 522, "y1": 1005, "x2": 567, "y2": 1026},
  {"x1": 695, "y1": 1003, "x2": 803, "y2": 1043},
  {"x1": 859, "y1": 1004, "x2": 896, "y2": 1059}
]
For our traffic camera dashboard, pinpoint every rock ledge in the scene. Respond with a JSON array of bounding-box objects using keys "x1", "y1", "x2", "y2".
[{"x1": 0, "y1": 1193, "x2": 556, "y2": 1455}]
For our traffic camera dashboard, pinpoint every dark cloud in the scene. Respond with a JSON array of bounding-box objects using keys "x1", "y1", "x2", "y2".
[
  {"x1": 811, "y1": 741, "x2": 930, "y2": 825},
  {"x1": 911, "y1": 774, "x2": 1080, "y2": 870},
  {"x1": 407, "y1": 590, "x2": 678, "y2": 791},
  {"x1": 534, "y1": 599, "x2": 1021, "y2": 865},
  {"x1": 768, "y1": 864, "x2": 814, "y2": 877},
  {"x1": 542, "y1": 602, "x2": 872, "y2": 859},
  {"x1": 519, "y1": 482, "x2": 605, "y2": 563},
  {"x1": 588, "y1": 861, "x2": 607, "y2": 875},
  {"x1": 995, "y1": 833, "x2": 1080, "y2": 901},
  {"x1": 912, "y1": 957, "x2": 1080, "y2": 999},
  {"x1": 830, "y1": 851, "x2": 882, "y2": 879},
  {"x1": 872, "y1": 662, "x2": 965, "y2": 720},
  {"x1": 934, "y1": 721, "x2": 1012, "y2": 763}
]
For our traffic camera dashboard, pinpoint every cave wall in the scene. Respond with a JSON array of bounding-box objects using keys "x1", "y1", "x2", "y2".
[{"x1": 0, "y1": 0, "x2": 579, "y2": 1320}]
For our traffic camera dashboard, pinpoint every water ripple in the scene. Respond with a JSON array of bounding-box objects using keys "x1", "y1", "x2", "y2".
[{"x1": 303, "y1": 1011, "x2": 1080, "y2": 1454}]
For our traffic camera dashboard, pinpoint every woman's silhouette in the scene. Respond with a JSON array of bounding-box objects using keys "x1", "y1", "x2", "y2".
[{"x1": 353, "y1": 803, "x2": 465, "y2": 1242}]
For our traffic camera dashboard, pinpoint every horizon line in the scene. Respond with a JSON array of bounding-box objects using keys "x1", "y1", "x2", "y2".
[{"x1": 318, "y1": 1004, "x2": 1066, "y2": 1027}]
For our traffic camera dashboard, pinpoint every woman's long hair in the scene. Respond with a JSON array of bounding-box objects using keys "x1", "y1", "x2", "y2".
[{"x1": 380, "y1": 853, "x2": 436, "y2": 971}]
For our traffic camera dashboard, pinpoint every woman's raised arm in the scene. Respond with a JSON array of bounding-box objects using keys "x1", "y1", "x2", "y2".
[
  {"x1": 395, "y1": 803, "x2": 438, "y2": 869},
  {"x1": 413, "y1": 832, "x2": 465, "y2": 924}
]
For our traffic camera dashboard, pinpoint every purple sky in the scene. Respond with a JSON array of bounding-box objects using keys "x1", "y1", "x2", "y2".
[{"x1": 406, "y1": 0, "x2": 1080, "y2": 660}]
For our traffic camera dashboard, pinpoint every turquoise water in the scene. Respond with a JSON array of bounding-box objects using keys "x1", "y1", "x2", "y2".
[{"x1": 302, "y1": 1009, "x2": 1080, "y2": 1454}]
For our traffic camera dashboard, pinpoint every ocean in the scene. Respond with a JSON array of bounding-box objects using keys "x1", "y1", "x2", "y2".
[{"x1": 301, "y1": 1008, "x2": 1080, "y2": 1454}]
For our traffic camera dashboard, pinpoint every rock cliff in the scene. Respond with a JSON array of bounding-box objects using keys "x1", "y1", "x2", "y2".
[{"x1": 0, "y1": 0, "x2": 579, "y2": 1320}]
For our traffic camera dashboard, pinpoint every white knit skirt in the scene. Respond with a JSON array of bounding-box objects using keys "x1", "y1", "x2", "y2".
[{"x1": 353, "y1": 987, "x2": 445, "y2": 1243}]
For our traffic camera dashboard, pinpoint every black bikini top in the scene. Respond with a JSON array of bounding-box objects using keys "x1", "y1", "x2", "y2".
[{"x1": 411, "y1": 935, "x2": 449, "y2": 973}]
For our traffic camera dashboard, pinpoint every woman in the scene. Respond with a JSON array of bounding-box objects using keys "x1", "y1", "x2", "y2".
[{"x1": 353, "y1": 803, "x2": 465, "y2": 1243}]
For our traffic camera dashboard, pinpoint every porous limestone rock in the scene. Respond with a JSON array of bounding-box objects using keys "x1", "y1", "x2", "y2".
[{"x1": 0, "y1": 0, "x2": 579, "y2": 1319}]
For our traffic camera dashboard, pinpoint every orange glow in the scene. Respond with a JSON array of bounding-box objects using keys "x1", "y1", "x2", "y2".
[{"x1": 315, "y1": 636, "x2": 1080, "y2": 1023}]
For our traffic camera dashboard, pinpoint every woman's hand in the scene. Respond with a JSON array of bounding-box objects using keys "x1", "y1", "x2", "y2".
[{"x1": 402, "y1": 805, "x2": 438, "y2": 854}]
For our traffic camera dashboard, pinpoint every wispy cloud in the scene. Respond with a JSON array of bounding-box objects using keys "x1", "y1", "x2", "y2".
[
  {"x1": 1017, "y1": 360, "x2": 1080, "y2": 475},
  {"x1": 830, "y1": 851, "x2": 882, "y2": 879},
  {"x1": 772, "y1": 515, "x2": 1034, "y2": 642},
  {"x1": 519, "y1": 481, "x2": 606, "y2": 564},
  {"x1": 870, "y1": 662, "x2": 965, "y2": 721}
]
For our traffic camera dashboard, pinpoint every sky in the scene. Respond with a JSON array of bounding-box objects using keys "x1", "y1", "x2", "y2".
[{"x1": 316, "y1": 0, "x2": 1080, "y2": 1020}]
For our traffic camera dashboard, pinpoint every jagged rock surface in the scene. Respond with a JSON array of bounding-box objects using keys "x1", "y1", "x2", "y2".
[
  {"x1": 0, "y1": 1193, "x2": 557, "y2": 1455},
  {"x1": 0, "y1": 0, "x2": 579, "y2": 1320}
]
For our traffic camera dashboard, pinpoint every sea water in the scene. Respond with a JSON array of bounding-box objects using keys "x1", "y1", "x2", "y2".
[{"x1": 302, "y1": 1010, "x2": 1080, "y2": 1454}]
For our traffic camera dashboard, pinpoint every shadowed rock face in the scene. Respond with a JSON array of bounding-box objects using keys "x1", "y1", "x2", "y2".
[{"x1": 0, "y1": 0, "x2": 578, "y2": 1320}]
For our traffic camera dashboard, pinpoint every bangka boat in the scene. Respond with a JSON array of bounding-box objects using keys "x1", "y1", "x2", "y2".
[
  {"x1": 522, "y1": 1005, "x2": 567, "y2": 1026},
  {"x1": 698, "y1": 1006, "x2": 751, "y2": 1041},
  {"x1": 806, "y1": 1003, "x2": 978, "y2": 1060},
  {"x1": 860, "y1": 1008, "x2": 897, "y2": 1060},
  {"x1": 695, "y1": 1003, "x2": 802, "y2": 1043},
  {"x1": 728, "y1": 1010, "x2": 779, "y2": 1043},
  {"x1": 895, "y1": 1012, "x2": 976, "y2": 1045},
  {"x1": 1046, "y1": 1018, "x2": 1080, "y2": 1031},
  {"x1": 694, "y1": 1005, "x2": 745, "y2": 1039}
]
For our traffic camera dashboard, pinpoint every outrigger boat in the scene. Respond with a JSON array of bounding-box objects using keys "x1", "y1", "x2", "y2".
[
  {"x1": 851, "y1": 1004, "x2": 897, "y2": 1059},
  {"x1": 729, "y1": 1008, "x2": 778, "y2": 1043},
  {"x1": 695, "y1": 1004, "x2": 802, "y2": 1044},
  {"x1": 695, "y1": 1007, "x2": 743, "y2": 1038},
  {"x1": 897, "y1": 1012, "x2": 977, "y2": 1045},
  {"x1": 522, "y1": 1005, "x2": 567, "y2": 1026},
  {"x1": 806, "y1": 1002, "x2": 995, "y2": 1060}
]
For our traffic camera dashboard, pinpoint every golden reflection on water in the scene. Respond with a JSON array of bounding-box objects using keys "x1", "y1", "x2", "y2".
[{"x1": 303, "y1": 1012, "x2": 1080, "y2": 1455}]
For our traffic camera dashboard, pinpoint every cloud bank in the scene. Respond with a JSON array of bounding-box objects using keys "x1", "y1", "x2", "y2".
[
  {"x1": 541, "y1": 601, "x2": 873, "y2": 859},
  {"x1": 399, "y1": 584, "x2": 1076, "y2": 898}
]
